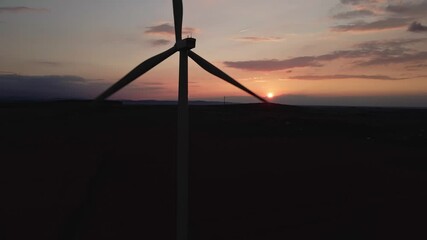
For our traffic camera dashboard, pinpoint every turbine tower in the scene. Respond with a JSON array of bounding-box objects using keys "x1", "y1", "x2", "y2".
[{"x1": 94, "y1": 1, "x2": 268, "y2": 239}]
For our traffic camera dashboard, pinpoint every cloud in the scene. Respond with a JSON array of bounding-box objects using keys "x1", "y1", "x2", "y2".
[
  {"x1": 224, "y1": 38, "x2": 427, "y2": 71},
  {"x1": 386, "y1": 0, "x2": 427, "y2": 17},
  {"x1": 149, "y1": 39, "x2": 171, "y2": 46},
  {"x1": 145, "y1": 23, "x2": 196, "y2": 36},
  {"x1": 353, "y1": 38, "x2": 427, "y2": 65},
  {"x1": 0, "y1": 74, "x2": 106, "y2": 100},
  {"x1": 234, "y1": 36, "x2": 284, "y2": 42},
  {"x1": 408, "y1": 21, "x2": 427, "y2": 33},
  {"x1": 239, "y1": 28, "x2": 250, "y2": 33},
  {"x1": 145, "y1": 24, "x2": 174, "y2": 35},
  {"x1": 224, "y1": 57, "x2": 321, "y2": 71},
  {"x1": 223, "y1": 50, "x2": 368, "y2": 71},
  {"x1": 288, "y1": 74, "x2": 407, "y2": 81},
  {"x1": 0, "y1": 6, "x2": 48, "y2": 14},
  {"x1": 360, "y1": 51, "x2": 427, "y2": 66},
  {"x1": 355, "y1": 38, "x2": 427, "y2": 49},
  {"x1": 405, "y1": 63, "x2": 427, "y2": 70},
  {"x1": 353, "y1": 38, "x2": 424, "y2": 58},
  {"x1": 336, "y1": 38, "x2": 427, "y2": 67},
  {"x1": 332, "y1": 1, "x2": 427, "y2": 34},
  {"x1": 340, "y1": 0, "x2": 378, "y2": 5},
  {"x1": 332, "y1": 18, "x2": 412, "y2": 32},
  {"x1": 332, "y1": 9, "x2": 376, "y2": 19}
]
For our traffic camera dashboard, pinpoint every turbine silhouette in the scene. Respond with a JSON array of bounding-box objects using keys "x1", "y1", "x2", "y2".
[{"x1": 94, "y1": 1, "x2": 268, "y2": 239}]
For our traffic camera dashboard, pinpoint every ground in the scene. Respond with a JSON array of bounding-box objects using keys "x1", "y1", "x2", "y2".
[{"x1": 1, "y1": 102, "x2": 426, "y2": 239}]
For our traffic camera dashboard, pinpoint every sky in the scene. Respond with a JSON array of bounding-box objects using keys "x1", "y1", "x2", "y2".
[{"x1": 1, "y1": 0, "x2": 427, "y2": 107}]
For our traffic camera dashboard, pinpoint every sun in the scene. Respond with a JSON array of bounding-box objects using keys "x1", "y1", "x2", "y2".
[{"x1": 267, "y1": 92, "x2": 274, "y2": 99}]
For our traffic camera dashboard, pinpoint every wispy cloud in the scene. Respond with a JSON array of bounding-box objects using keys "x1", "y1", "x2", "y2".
[
  {"x1": 405, "y1": 63, "x2": 427, "y2": 70},
  {"x1": 332, "y1": 18, "x2": 412, "y2": 32},
  {"x1": 340, "y1": 0, "x2": 379, "y2": 6},
  {"x1": 224, "y1": 38, "x2": 427, "y2": 71},
  {"x1": 408, "y1": 21, "x2": 427, "y2": 33},
  {"x1": 332, "y1": 9, "x2": 376, "y2": 19},
  {"x1": 234, "y1": 36, "x2": 283, "y2": 43},
  {"x1": 0, "y1": 6, "x2": 48, "y2": 14},
  {"x1": 149, "y1": 39, "x2": 171, "y2": 46},
  {"x1": 288, "y1": 74, "x2": 407, "y2": 81},
  {"x1": 224, "y1": 57, "x2": 321, "y2": 71},
  {"x1": 360, "y1": 51, "x2": 427, "y2": 66},
  {"x1": 333, "y1": 0, "x2": 382, "y2": 20},
  {"x1": 352, "y1": 38, "x2": 427, "y2": 66},
  {"x1": 332, "y1": 0, "x2": 427, "y2": 33},
  {"x1": 386, "y1": 0, "x2": 427, "y2": 17},
  {"x1": 145, "y1": 23, "x2": 197, "y2": 36}
]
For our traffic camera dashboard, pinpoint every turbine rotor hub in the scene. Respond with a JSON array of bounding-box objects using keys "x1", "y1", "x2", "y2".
[{"x1": 175, "y1": 38, "x2": 196, "y2": 51}]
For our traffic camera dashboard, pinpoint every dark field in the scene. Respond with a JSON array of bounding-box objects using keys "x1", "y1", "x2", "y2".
[{"x1": 1, "y1": 102, "x2": 427, "y2": 240}]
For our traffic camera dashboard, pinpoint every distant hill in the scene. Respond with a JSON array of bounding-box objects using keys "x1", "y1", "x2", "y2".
[
  {"x1": 0, "y1": 98, "x2": 241, "y2": 106},
  {"x1": 121, "y1": 100, "x2": 235, "y2": 105}
]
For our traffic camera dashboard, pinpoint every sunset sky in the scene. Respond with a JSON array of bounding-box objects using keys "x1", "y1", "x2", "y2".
[{"x1": 1, "y1": 0, "x2": 427, "y2": 107}]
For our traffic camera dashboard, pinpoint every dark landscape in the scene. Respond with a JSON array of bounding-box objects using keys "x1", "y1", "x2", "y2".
[{"x1": 1, "y1": 101, "x2": 427, "y2": 240}]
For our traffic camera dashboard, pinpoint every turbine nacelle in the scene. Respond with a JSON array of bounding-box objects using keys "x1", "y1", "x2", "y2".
[{"x1": 175, "y1": 38, "x2": 196, "y2": 51}]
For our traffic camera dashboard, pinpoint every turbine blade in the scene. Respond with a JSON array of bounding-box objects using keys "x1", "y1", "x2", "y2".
[
  {"x1": 95, "y1": 46, "x2": 177, "y2": 101},
  {"x1": 188, "y1": 51, "x2": 268, "y2": 103},
  {"x1": 173, "y1": 0, "x2": 183, "y2": 41}
]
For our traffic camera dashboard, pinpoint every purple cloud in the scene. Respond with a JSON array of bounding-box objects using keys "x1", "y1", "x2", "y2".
[
  {"x1": 288, "y1": 74, "x2": 407, "y2": 81},
  {"x1": 340, "y1": 0, "x2": 378, "y2": 5},
  {"x1": 386, "y1": 0, "x2": 427, "y2": 17},
  {"x1": 149, "y1": 39, "x2": 171, "y2": 46},
  {"x1": 145, "y1": 23, "x2": 196, "y2": 36},
  {"x1": 224, "y1": 57, "x2": 321, "y2": 71},
  {"x1": 332, "y1": 0, "x2": 427, "y2": 35},
  {"x1": 408, "y1": 21, "x2": 427, "y2": 33},
  {"x1": 354, "y1": 38, "x2": 427, "y2": 66},
  {"x1": 405, "y1": 64, "x2": 427, "y2": 70},
  {"x1": 332, "y1": 18, "x2": 412, "y2": 32},
  {"x1": 223, "y1": 50, "x2": 363, "y2": 71},
  {"x1": 360, "y1": 51, "x2": 427, "y2": 66},
  {"x1": 224, "y1": 38, "x2": 427, "y2": 71},
  {"x1": 332, "y1": 9, "x2": 376, "y2": 19}
]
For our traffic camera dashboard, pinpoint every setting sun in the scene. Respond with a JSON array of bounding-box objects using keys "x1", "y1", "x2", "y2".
[{"x1": 267, "y1": 92, "x2": 274, "y2": 99}]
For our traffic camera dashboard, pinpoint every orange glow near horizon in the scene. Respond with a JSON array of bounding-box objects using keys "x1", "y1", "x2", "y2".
[{"x1": 267, "y1": 92, "x2": 274, "y2": 99}]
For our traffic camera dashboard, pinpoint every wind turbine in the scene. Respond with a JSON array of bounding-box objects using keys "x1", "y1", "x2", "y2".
[{"x1": 94, "y1": 0, "x2": 268, "y2": 239}]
